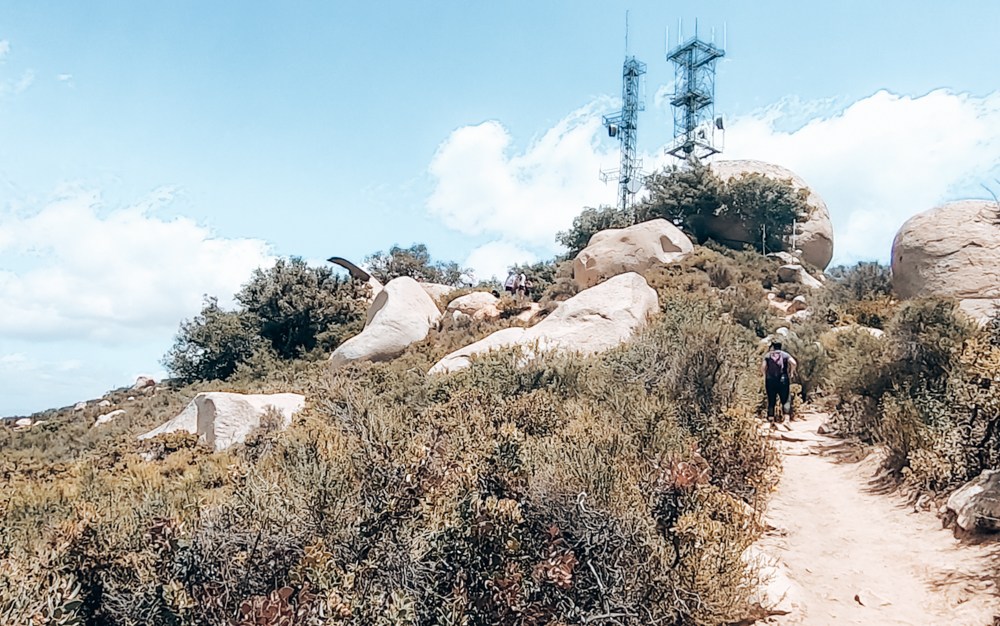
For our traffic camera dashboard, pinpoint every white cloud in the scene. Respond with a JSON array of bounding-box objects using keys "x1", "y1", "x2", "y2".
[
  {"x1": 58, "y1": 73, "x2": 72, "y2": 81},
  {"x1": 428, "y1": 88, "x2": 1000, "y2": 268},
  {"x1": 0, "y1": 187, "x2": 274, "y2": 343},
  {"x1": 427, "y1": 99, "x2": 619, "y2": 252},
  {"x1": 0, "y1": 40, "x2": 9, "y2": 61},
  {"x1": 464, "y1": 240, "x2": 539, "y2": 283},
  {"x1": 724, "y1": 89, "x2": 1000, "y2": 264},
  {"x1": 0, "y1": 68, "x2": 35, "y2": 97}
]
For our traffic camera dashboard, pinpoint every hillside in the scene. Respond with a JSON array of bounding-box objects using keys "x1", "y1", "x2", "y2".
[{"x1": 5, "y1": 169, "x2": 1000, "y2": 625}]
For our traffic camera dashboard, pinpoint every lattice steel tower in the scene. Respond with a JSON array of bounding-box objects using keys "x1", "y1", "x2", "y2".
[
  {"x1": 665, "y1": 27, "x2": 725, "y2": 161},
  {"x1": 600, "y1": 56, "x2": 647, "y2": 211}
]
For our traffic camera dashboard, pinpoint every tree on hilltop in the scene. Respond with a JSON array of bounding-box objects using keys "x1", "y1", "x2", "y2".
[
  {"x1": 364, "y1": 243, "x2": 470, "y2": 286},
  {"x1": 163, "y1": 257, "x2": 367, "y2": 383}
]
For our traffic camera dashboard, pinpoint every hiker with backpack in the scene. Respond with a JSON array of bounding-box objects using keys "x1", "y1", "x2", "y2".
[{"x1": 761, "y1": 341, "x2": 798, "y2": 427}]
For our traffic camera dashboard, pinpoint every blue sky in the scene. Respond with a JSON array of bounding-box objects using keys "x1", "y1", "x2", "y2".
[{"x1": 2, "y1": 1, "x2": 1000, "y2": 415}]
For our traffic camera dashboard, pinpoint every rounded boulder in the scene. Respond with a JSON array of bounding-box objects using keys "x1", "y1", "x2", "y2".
[
  {"x1": 330, "y1": 276, "x2": 442, "y2": 367},
  {"x1": 892, "y1": 200, "x2": 1000, "y2": 321},
  {"x1": 710, "y1": 160, "x2": 834, "y2": 269},
  {"x1": 573, "y1": 218, "x2": 693, "y2": 289}
]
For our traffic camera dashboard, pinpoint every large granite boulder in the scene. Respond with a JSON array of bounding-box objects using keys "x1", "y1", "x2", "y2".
[
  {"x1": 140, "y1": 392, "x2": 305, "y2": 451},
  {"x1": 330, "y1": 276, "x2": 442, "y2": 367},
  {"x1": 945, "y1": 469, "x2": 1000, "y2": 532},
  {"x1": 710, "y1": 160, "x2": 834, "y2": 269},
  {"x1": 573, "y1": 219, "x2": 693, "y2": 288},
  {"x1": 428, "y1": 273, "x2": 658, "y2": 374},
  {"x1": 522, "y1": 272, "x2": 658, "y2": 353},
  {"x1": 443, "y1": 291, "x2": 502, "y2": 330},
  {"x1": 427, "y1": 327, "x2": 527, "y2": 375},
  {"x1": 892, "y1": 200, "x2": 1000, "y2": 323},
  {"x1": 419, "y1": 283, "x2": 455, "y2": 303}
]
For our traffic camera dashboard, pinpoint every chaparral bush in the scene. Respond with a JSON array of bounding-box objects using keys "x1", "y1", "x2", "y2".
[{"x1": 1, "y1": 271, "x2": 780, "y2": 625}]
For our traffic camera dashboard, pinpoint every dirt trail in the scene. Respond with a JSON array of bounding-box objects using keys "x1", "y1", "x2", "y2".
[{"x1": 758, "y1": 408, "x2": 1000, "y2": 625}]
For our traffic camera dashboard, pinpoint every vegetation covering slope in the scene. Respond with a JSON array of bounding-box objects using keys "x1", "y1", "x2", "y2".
[{"x1": 4, "y1": 165, "x2": 999, "y2": 625}]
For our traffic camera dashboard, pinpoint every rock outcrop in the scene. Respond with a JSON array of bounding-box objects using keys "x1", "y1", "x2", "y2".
[
  {"x1": 141, "y1": 402, "x2": 198, "y2": 441},
  {"x1": 767, "y1": 293, "x2": 808, "y2": 316},
  {"x1": 94, "y1": 409, "x2": 126, "y2": 427},
  {"x1": 132, "y1": 376, "x2": 155, "y2": 391},
  {"x1": 573, "y1": 219, "x2": 693, "y2": 288},
  {"x1": 945, "y1": 469, "x2": 1000, "y2": 533},
  {"x1": 443, "y1": 292, "x2": 502, "y2": 329},
  {"x1": 777, "y1": 264, "x2": 823, "y2": 289},
  {"x1": 710, "y1": 160, "x2": 834, "y2": 269},
  {"x1": 419, "y1": 283, "x2": 455, "y2": 303},
  {"x1": 330, "y1": 277, "x2": 442, "y2": 367},
  {"x1": 521, "y1": 272, "x2": 658, "y2": 353},
  {"x1": 140, "y1": 392, "x2": 305, "y2": 451},
  {"x1": 892, "y1": 200, "x2": 1000, "y2": 323},
  {"x1": 828, "y1": 324, "x2": 886, "y2": 339},
  {"x1": 427, "y1": 327, "x2": 527, "y2": 375},
  {"x1": 428, "y1": 273, "x2": 658, "y2": 374}
]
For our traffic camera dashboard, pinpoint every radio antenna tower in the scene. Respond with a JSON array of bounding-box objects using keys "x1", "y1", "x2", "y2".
[
  {"x1": 665, "y1": 20, "x2": 725, "y2": 161},
  {"x1": 600, "y1": 15, "x2": 647, "y2": 212}
]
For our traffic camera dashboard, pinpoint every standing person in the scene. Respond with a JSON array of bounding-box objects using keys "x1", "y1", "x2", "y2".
[
  {"x1": 761, "y1": 341, "x2": 797, "y2": 428},
  {"x1": 516, "y1": 272, "x2": 527, "y2": 298},
  {"x1": 504, "y1": 270, "x2": 516, "y2": 295}
]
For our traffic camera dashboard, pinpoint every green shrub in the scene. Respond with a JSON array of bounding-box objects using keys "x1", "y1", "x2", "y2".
[
  {"x1": 887, "y1": 297, "x2": 976, "y2": 384},
  {"x1": 636, "y1": 160, "x2": 724, "y2": 242},
  {"x1": 365, "y1": 243, "x2": 470, "y2": 286},
  {"x1": 636, "y1": 162, "x2": 807, "y2": 254},
  {"x1": 5, "y1": 244, "x2": 789, "y2": 625},
  {"x1": 164, "y1": 258, "x2": 369, "y2": 383},
  {"x1": 827, "y1": 262, "x2": 894, "y2": 301},
  {"x1": 163, "y1": 297, "x2": 271, "y2": 383}
]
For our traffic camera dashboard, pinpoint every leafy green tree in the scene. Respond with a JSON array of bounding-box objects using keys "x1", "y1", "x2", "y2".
[
  {"x1": 236, "y1": 257, "x2": 367, "y2": 359},
  {"x1": 637, "y1": 161, "x2": 807, "y2": 253},
  {"x1": 508, "y1": 258, "x2": 563, "y2": 298},
  {"x1": 364, "y1": 244, "x2": 470, "y2": 286},
  {"x1": 163, "y1": 257, "x2": 369, "y2": 382},
  {"x1": 636, "y1": 161, "x2": 724, "y2": 242},
  {"x1": 722, "y1": 173, "x2": 808, "y2": 252},
  {"x1": 555, "y1": 205, "x2": 633, "y2": 257},
  {"x1": 162, "y1": 297, "x2": 269, "y2": 383}
]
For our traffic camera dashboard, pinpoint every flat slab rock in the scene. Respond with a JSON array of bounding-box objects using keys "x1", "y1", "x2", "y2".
[{"x1": 140, "y1": 392, "x2": 305, "y2": 451}]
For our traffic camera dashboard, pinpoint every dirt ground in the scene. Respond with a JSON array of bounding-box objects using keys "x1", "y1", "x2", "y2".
[{"x1": 757, "y1": 407, "x2": 1000, "y2": 626}]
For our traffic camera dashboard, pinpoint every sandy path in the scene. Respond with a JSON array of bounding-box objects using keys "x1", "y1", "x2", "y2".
[{"x1": 758, "y1": 408, "x2": 1000, "y2": 626}]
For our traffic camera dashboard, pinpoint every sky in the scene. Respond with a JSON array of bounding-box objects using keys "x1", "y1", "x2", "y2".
[{"x1": 2, "y1": 1, "x2": 1000, "y2": 416}]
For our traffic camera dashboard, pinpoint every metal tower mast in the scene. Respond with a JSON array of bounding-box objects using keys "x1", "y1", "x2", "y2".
[
  {"x1": 601, "y1": 56, "x2": 647, "y2": 211},
  {"x1": 665, "y1": 30, "x2": 725, "y2": 161}
]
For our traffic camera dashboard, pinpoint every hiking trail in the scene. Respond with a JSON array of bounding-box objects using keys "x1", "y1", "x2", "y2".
[{"x1": 758, "y1": 407, "x2": 1000, "y2": 625}]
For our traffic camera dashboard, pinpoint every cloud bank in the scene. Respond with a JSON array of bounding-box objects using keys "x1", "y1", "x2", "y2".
[
  {"x1": 427, "y1": 100, "x2": 620, "y2": 277},
  {"x1": 0, "y1": 187, "x2": 274, "y2": 343},
  {"x1": 725, "y1": 89, "x2": 1000, "y2": 264},
  {"x1": 429, "y1": 89, "x2": 1000, "y2": 275}
]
